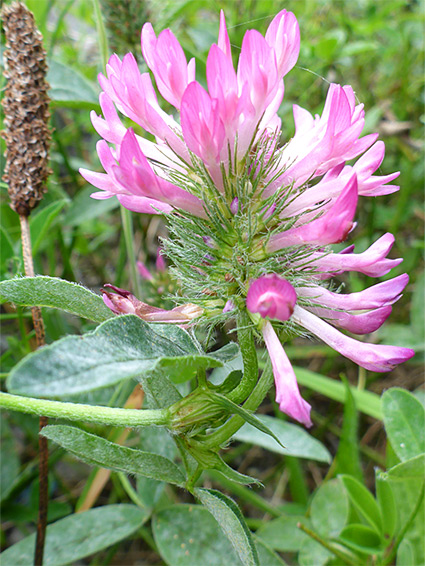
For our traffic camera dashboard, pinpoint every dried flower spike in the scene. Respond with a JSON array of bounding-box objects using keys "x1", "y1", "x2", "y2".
[{"x1": 1, "y1": 1, "x2": 51, "y2": 216}]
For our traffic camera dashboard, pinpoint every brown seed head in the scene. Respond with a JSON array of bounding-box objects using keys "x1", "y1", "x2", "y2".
[{"x1": 1, "y1": 1, "x2": 52, "y2": 216}]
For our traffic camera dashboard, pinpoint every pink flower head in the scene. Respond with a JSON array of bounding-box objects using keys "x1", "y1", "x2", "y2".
[
  {"x1": 247, "y1": 275, "x2": 297, "y2": 321},
  {"x1": 83, "y1": 10, "x2": 413, "y2": 427}
]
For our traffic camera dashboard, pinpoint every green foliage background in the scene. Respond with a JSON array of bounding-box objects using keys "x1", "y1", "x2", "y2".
[{"x1": 0, "y1": 0, "x2": 424, "y2": 565}]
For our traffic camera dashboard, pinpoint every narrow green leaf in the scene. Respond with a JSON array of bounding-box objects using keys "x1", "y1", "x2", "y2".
[
  {"x1": 29, "y1": 200, "x2": 68, "y2": 254},
  {"x1": 376, "y1": 473, "x2": 397, "y2": 540},
  {"x1": 310, "y1": 478, "x2": 349, "y2": 539},
  {"x1": 0, "y1": 504, "x2": 148, "y2": 566},
  {"x1": 382, "y1": 388, "x2": 425, "y2": 462},
  {"x1": 152, "y1": 504, "x2": 243, "y2": 565},
  {"x1": 7, "y1": 314, "x2": 231, "y2": 397},
  {"x1": 0, "y1": 276, "x2": 113, "y2": 322},
  {"x1": 340, "y1": 475, "x2": 382, "y2": 534},
  {"x1": 0, "y1": 225, "x2": 16, "y2": 277},
  {"x1": 212, "y1": 393, "x2": 284, "y2": 449},
  {"x1": 0, "y1": 415, "x2": 20, "y2": 502},
  {"x1": 195, "y1": 488, "x2": 259, "y2": 566},
  {"x1": 63, "y1": 185, "x2": 119, "y2": 226},
  {"x1": 41, "y1": 425, "x2": 185, "y2": 485},
  {"x1": 92, "y1": 0, "x2": 109, "y2": 69},
  {"x1": 333, "y1": 376, "x2": 363, "y2": 481},
  {"x1": 294, "y1": 366, "x2": 382, "y2": 420},
  {"x1": 233, "y1": 415, "x2": 331, "y2": 463},
  {"x1": 339, "y1": 524, "x2": 383, "y2": 554},
  {"x1": 206, "y1": 452, "x2": 261, "y2": 486}
]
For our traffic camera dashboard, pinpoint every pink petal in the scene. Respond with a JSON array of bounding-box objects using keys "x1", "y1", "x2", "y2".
[
  {"x1": 305, "y1": 304, "x2": 393, "y2": 334},
  {"x1": 308, "y1": 233, "x2": 402, "y2": 277},
  {"x1": 265, "y1": 10, "x2": 300, "y2": 77},
  {"x1": 181, "y1": 81, "x2": 225, "y2": 165},
  {"x1": 296, "y1": 274, "x2": 409, "y2": 310},
  {"x1": 268, "y1": 175, "x2": 358, "y2": 251},
  {"x1": 218, "y1": 10, "x2": 232, "y2": 61},
  {"x1": 292, "y1": 306, "x2": 415, "y2": 372},
  {"x1": 262, "y1": 321, "x2": 312, "y2": 427}
]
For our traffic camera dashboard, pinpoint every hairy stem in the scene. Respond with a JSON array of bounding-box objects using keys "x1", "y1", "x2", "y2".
[
  {"x1": 0, "y1": 392, "x2": 171, "y2": 427},
  {"x1": 227, "y1": 311, "x2": 259, "y2": 404}
]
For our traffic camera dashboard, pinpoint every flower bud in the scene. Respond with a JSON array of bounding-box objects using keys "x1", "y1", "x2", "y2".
[
  {"x1": 246, "y1": 274, "x2": 297, "y2": 321},
  {"x1": 102, "y1": 284, "x2": 203, "y2": 322}
]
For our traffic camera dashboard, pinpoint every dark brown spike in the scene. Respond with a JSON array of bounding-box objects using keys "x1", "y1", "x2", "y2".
[{"x1": 1, "y1": 1, "x2": 52, "y2": 216}]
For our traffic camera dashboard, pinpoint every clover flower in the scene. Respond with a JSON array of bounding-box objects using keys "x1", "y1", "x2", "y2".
[{"x1": 81, "y1": 10, "x2": 414, "y2": 428}]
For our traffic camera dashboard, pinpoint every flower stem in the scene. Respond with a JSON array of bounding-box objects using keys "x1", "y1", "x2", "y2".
[
  {"x1": 121, "y1": 206, "x2": 141, "y2": 297},
  {"x1": 227, "y1": 311, "x2": 259, "y2": 404},
  {"x1": 204, "y1": 360, "x2": 274, "y2": 449},
  {"x1": 0, "y1": 392, "x2": 171, "y2": 427}
]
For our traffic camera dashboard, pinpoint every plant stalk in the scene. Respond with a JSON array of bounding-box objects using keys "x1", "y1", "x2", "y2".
[
  {"x1": 20, "y1": 214, "x2": 49, "y2": 566},
  {"x1": 121, "y1": 206, "x2": 141, "y2": 297},
  {"x1": 0, "y1": 392, "x2": 171, "y2": 427},
  {"x1": 227, "y1": 311, "x2": 259, "y2": 404}
]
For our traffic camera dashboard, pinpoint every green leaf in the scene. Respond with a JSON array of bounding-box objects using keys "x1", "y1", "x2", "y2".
[
  {"x1": 41, "y1": 425, "x2": 185, "y2": 485},
  {"x1": 333, "y1": 376, "x2": 363, "y2": 481},
  {"x1": 137, "y1": 427, "x2": 178, "y2": 509},
  {"x1": 376, "y1": 473, "x2": 397, "y2": 540},
  {"x1": 0, "y1": 415, "x2": 20, "y2": 502},
  {"x1": 382, "y1": 388, "x2": 425, "y2": 462},
  {"x1": 0, "y1": 504, "x2": 148, "y2": 566},
  {"x1": 29, "y1": 200, "x2": 68, "y2": 254},
  {"x1": 294, "y1": 366, "x2": 382, "y2": 420},
  {"x1": 195, "y1": 488, "x2": 259, "y2": 566},
  {"x1": 140, "y1": 370, "x2": 182, "y2": 409},
  {"x1": 254, "y1": 537, "x2": 287, "y2": 566},
  {"x1": 7, "y1": 315, "x2": 232, "y2": 397},
  {"x1": 63, "y1": 185, "x2": 119, "y2": 226},
  {"x1": 339, "y1": 475, "x2": 382, "y2": 534},
  {"x1": 0, "y1": 276, "x2": 113, "y2": 322},
  {"x1": 298, "y1": 538, "x2": 333, "y2": 566},
  {"x1": 386, "y1": 454, "x2": 425, "y2": 479},
  {"x1": 152, "y1": 504, "x2": 243, "y2": 565},
  {"x1": 397, "y1": 539, "x2": 416, "y2": 566},
  {"x1": 168, "y1": 343, "x2": 240, "y2": 384},
  {"x1": 310, "y1": 478, "x2": 349, "y2": 538},
  {"x1": 390, "y1": 478, "x2": 424, "y2": 564},
  {"x1": 256, "y1": 516, "x2": 310, "y2": 553},
  {"x1": 339, "y1": 524, "x2": 383, "y2": 554},
  {"x1": 47, "y1": 59, "x2": 99, "y2": 107},
  {"x1": 411, "y1": 271, "x2": 425, "y2": 345},
  {"x1": 233, "y1": 415, "x2": 331, "y2": 463}
]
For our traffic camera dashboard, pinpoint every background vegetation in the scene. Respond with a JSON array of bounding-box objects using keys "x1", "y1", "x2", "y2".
[{"x1": 1, "y1": 0, "x2": 424, "y2": 564}]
